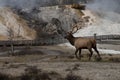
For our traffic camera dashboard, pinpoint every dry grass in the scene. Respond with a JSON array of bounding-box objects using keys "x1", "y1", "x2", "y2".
[
  {"x1": 65, "y1": 73, "x2": 85, "y2": 80},
  {"x1": 11, "y1": 55, "x2": 43, "y2": 63},
  {"x1": 0, "y1": 46, "x2": 120, "y2": 80},
  {"x1": 0, "y1": 46, "x2": 120, "y2": 63},
  {"x1": 108, "y1": 57, "x2": 120, "y2": 62},
  {"x1": 1, "y1": 49, "x2": 120, "y2": 63},
  {"x1": 0, "y1": 66, "x2": 90, "y2": 80}
]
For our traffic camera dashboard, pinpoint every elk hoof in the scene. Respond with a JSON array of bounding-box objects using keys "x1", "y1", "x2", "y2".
[
  {"x1": 96, "y1": 57, "x2": 102, "y2": 61},
  {"x1": 78, "y1": 57, "x2": 81, "y2": 60},
  {"x1": 89, "y1": 58, "x2": 91, "y2": 61},
  {"x1": 98, "y1": 57, "x2": 102, "y2": 61}
]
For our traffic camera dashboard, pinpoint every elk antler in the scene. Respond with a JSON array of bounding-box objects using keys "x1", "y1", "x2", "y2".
[
  {"x1": 70, "y1": 19, "x2": 85, "y2": 34},
  {"x1": 71, "y1": 24, "x2": 79, "y2": 34}
]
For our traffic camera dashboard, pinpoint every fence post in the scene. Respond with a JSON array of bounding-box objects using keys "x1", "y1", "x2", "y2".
[
  {"x1": 94, "y1": 33, "x2": 97, "y2": 40},
  {"x1": 10, "y1": 40, "x2": 14, "y2": 56}
]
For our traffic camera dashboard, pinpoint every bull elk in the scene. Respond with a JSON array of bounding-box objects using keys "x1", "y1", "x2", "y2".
[
  {"x1": 64, "y1": 31, "x2": 101, "y2": 60},
  {"x1": 54, "y1": 18, "x2": 101, "y2": 60}
]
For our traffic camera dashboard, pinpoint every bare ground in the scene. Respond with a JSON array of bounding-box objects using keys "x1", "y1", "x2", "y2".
[{"x1": 0, "y1": 44, "x2": 120, "y2": 80}]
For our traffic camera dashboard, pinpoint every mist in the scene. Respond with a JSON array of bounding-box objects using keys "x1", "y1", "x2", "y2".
[
  {"x1": 0, "y1": 0, "x2": 47, "y2": 9},
  {"x1": 0, "y1": 0, "x2": 79, "y2": 9},
  {"x1": 86, "y1": 0, "x2": 120, "y2": 23},
  {"x1": 87, "y1": 0, "x2": 120, "y2": 13},
  {"x1": 76, "y1": 0, "x2": 120, "y2": 36}
]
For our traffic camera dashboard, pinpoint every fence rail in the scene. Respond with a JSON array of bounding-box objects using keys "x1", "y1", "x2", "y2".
[
  {"x1": 85, "y1": 34, "x2": 120, "y2": 45},
  {"x1": 0, "y1": 38, "x2": 67, "y2": 46},
  {"x1": 0, "y1": 34, "x2": 120, "y2": 46},
  {"x1": 85, "y1": 34, "x2": 120, "y2": 40}
]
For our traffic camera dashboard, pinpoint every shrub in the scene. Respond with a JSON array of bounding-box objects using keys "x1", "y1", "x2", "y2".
[
  {"x1": 21, "y1": 66, "x2": 51, "y2": 80},
  {"x1": 0, "y1": 67, "x2": 90, "y2": 80},
  {"x1": 65, "y1": 73, "x2": 83, "y2": 80},
  {"x1": 109, "y1": 57, "x2": 120, "y2": 62},
  {"x1": 0, "y1": 73, "x2": 10, "y2": 80},
  {"x1": 72, "y1": 64, "x2": 80, "y2": 70}
]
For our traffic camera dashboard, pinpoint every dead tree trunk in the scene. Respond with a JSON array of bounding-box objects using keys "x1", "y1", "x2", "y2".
[
  {"x1": 10, "y1": 41, "x2": 14, "y2": 56},
  {"x1": 8, "y1": 27, "x2": 14, "y2": 56}
]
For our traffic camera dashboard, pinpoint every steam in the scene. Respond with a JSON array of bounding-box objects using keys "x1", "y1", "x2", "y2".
[
  {"x1": 75, "y1": 0, "x2": 120, "y2": 36},
  {"x1": 87, "y1": 0, "x2": 120, "y2": 13},
  {"x1": 86, "y1": 0, "x2": 120, "y2": 23},
  {"x1": 0, "y1": 0, "x2": 79, "y2": 9},
  {"x1": 0, "y1": 0, "x2": 46, "y2": 9}
]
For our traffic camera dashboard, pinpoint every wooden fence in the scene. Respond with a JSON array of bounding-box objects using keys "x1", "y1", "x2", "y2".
[
  {"x1": 86, "y1": 34, "x2": 120, "y2": 45},
  {"x1": 0, "y1": 38, "x2": 66, "y2": 47},
  {"x1": 0, "y1": 34, "x2": 120, "y2": 46}
]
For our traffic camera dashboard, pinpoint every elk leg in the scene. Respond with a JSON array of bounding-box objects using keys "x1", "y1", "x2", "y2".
[
  {"x1": 79, "y1": 49, "x2": 82, "y2": 60},
  {"x1": 75, "y1": 49, "x2": 79, "y2": 59},
  {"x1": 88, "y1": 49, "x2": 93, "y2": 60},
  {"x1": 93, "y1": 47, "x2": 102, "y2": 60}
]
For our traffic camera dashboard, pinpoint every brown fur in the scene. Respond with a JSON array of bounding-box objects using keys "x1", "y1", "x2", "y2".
[{"x1": 65, "y1": 32, "x2": 101, "y2": 60}]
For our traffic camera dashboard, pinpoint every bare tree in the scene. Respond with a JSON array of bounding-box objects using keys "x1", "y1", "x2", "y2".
[
  {"x1": 7, "y1": 27, "x2": 14, "y2": 56},
  {"x1": 17, "y1": 24, "x2": 21, "y2": 38}
]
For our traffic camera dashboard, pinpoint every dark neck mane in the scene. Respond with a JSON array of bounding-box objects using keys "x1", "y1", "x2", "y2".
[{"x1": 67, "y1": 34, "x2": 75, "y2": 45}]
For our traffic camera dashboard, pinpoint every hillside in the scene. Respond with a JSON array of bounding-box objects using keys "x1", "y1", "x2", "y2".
[
  {"x1": 0, "y1": 7, "x2": 36, "y2": 40},
  {"x1": 0, "y1": 0, "x2": 120, "y2": 41},
  {"x1": 74, "y1": 9, "x2": 120, "y2": 37},
  {"x1": 74, "y1": 0, "x2": 120, "y2": 37},
  {"x1": 16, "y1": 4, "x2": 87, "y2": 40},
  {"x1": 0, "y1": 4, "x2": 87, "y2": 41}
]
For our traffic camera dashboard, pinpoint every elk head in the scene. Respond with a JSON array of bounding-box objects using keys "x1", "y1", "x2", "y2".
[
  {"x1": 64, "y1": 24, "x2": 79, "y2": 39},
  {"x1": 58, "y1": 25, "x2": 77, "y2": 40},
  {"x1": 64, "y1": 31, "x2": 74, "y2": 39}
]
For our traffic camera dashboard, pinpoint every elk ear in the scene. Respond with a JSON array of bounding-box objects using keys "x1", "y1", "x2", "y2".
[
  {"x1": 66, "y1": 32, "x2": 69, "y2": 35},
  {"x1": 68, "y1": 31, "x2": 72, "y2": 34},
  {"x1": 67, "y1": 31, "x2": 72, "y2": 34}
]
